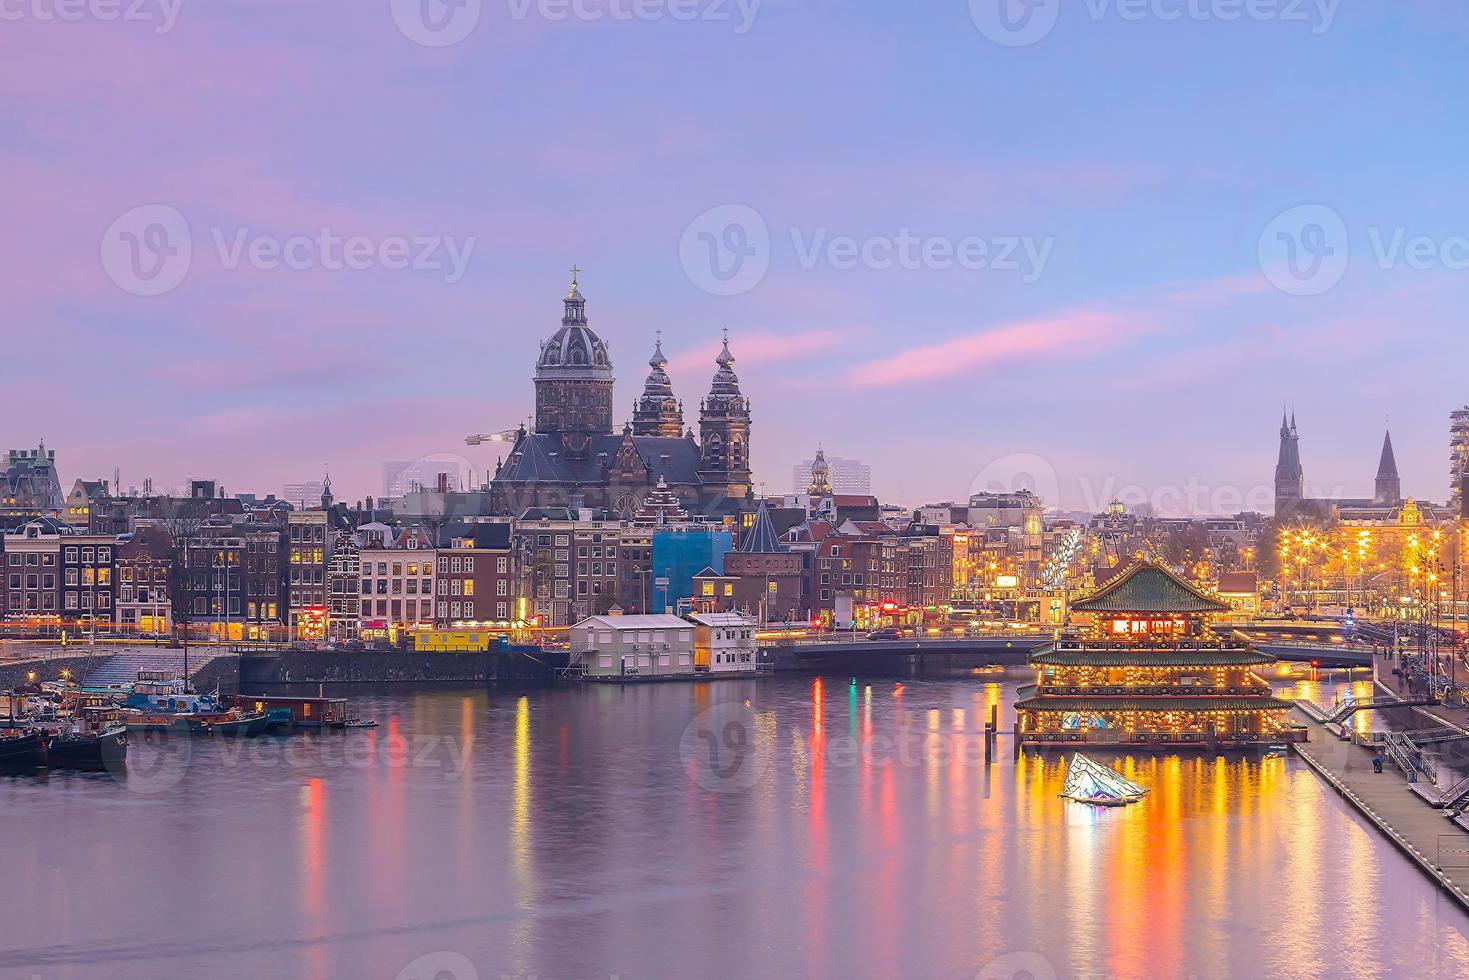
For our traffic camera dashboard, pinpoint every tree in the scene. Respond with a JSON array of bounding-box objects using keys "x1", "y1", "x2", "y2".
[{"x1": 157, "y1": 500, "x2": 209, "y2": 678}]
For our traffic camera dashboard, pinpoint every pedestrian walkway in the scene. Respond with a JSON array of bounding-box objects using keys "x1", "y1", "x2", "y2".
[{"x1": 1293, "y1": 705, "x2": 1469, "y2": 910}]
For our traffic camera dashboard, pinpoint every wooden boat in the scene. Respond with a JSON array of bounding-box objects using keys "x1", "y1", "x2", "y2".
[
  {"x1": 1059, "y1": 753, "x2": 1149, "y2": 807},
  {"x1": 210, "y1": 710, "x2": 268, "y2": 737},
  {"x1": 48, "y1": 708, "x2": 129, "y2": 770},
  {"x1": 345, "y1": 718, "x2": 379, "y2": 729},
  {"x1": 0, "y1": 728, "x2": 50, "y2": 770},
  {"x1": 122, "y1": 711, "x2": 209, "y2": 734}
]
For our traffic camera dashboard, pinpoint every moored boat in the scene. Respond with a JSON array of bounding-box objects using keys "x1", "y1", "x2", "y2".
[
  {"x1": 210, "y1": 710, "x2": 268, "y2": 737},
  {"x1": 48, "y1": 708, "x2": 129, "y2": 770},
  {"x1": 0, "y1": 728, "x2": 50, "y2": 771}
]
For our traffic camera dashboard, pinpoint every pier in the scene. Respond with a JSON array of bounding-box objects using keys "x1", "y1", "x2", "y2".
[{"x1": 1292, "y1": 702, "x2": 1469, "y2": 911}]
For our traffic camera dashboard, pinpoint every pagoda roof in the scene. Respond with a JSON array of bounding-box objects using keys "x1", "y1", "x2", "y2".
[
  {"x1": 1070, "y1": 560, "x2": 1230, "y2": 614},
  {"x1": 1015, "y1": 694, "x2": 1294, "y2": 713},
  {"x1": 1032, "y1": 647, "x2": 1274, "y2": 667}
]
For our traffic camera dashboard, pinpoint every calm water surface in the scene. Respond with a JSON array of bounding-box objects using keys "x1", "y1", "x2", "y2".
[{"x1": 3, "y1": 674, "x2": 1469, "y2": 979}]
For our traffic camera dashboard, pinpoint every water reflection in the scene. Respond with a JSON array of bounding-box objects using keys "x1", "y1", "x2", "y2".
[{"x1": 1, "y1": 675, "x2": 1468, "y2": 979}]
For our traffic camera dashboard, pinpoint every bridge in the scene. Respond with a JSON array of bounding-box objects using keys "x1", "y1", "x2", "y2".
[{"x1": 760, "y1": 633, "x2": 1373, "y2": 675}]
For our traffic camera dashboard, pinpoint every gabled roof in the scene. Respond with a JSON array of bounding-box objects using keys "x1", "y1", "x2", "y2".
[{"x1": 1071, "y1": 560, "x2": 1230, "y2": 614}]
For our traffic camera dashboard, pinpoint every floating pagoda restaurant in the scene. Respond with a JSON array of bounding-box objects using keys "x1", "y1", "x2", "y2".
[{"x1": 1016, "y1": 560, "x2": 1301, "y2": 750}]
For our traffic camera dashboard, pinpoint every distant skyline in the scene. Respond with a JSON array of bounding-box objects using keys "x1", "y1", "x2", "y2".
[{"x1": 9, "y1": 4, "x2": 1469, "y2": 510}]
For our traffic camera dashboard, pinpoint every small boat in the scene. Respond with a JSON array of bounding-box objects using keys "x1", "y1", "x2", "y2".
[
  {"x1": 0, "y1": 728, "x2": 50, "y2": 771},
  {"x1": 1060, "y1": 753, "x2": 1149, "y2": 807},
  {"x1": 345, "y1": 718, "x2": 379, "y2": 729},
  {"x1": 209, "y1": 710, "x2": 268, "y2": 737},
  {"x1": 48, "y1": 709, "x2": 129, "y2": 770},
  {"x1": 122, "y1": 711, "x2": 210, "y2": 734},
  {"x1": 261, "y1": 708, "x2": 295, "y2": 733}
]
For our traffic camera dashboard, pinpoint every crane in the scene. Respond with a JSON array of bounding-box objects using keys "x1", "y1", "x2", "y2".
[{"x1": 464, "y1": 429, "x2": 520, "y2": 447}]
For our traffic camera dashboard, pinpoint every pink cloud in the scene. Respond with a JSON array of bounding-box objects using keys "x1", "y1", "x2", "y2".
[{"x1": 847, "y1": 311, "x2": 1150, "y2": 387}]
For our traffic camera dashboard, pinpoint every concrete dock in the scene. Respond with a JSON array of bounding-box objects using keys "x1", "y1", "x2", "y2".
[{"x1": 1292, "y1": 703, "x2": 1469, "y2": 910}]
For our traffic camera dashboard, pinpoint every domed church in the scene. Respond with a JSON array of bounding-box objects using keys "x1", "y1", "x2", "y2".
[{"x1": 489, "y1": 272, "x2": 754, "y2": 518}]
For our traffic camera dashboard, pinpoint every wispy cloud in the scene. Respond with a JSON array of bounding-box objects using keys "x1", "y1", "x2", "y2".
[{"x1": 848, "y1": 310, "x2": 1150, "y2": 387}]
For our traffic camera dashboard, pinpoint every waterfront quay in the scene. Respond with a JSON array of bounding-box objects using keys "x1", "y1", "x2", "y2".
[{"x1": 1291, "y1": 701, "x2": 1469, "y2": 910}]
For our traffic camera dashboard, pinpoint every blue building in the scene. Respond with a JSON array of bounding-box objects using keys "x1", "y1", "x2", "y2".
[{"x1": 651, "y1": 530, "x2": 733, "y2": 613}]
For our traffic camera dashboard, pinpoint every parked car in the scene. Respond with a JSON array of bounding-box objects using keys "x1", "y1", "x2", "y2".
[{"x1": 867, "y1": 627, "x2": 903, "y2": 641}]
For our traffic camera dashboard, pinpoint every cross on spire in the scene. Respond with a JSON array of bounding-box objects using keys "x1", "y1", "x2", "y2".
[{"x1": 569, "y1": 264, "x2": 581, "y2": 287}]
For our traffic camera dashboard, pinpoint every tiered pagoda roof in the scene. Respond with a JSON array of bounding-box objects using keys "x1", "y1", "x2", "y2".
[{"x1": 1070, "y1": 561, "x2": 1229, "y2": 614}]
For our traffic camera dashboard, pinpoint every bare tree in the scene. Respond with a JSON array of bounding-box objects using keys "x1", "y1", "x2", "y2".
[{"x1": 157, "y1": 500, "x2": 209, "y2": 679}]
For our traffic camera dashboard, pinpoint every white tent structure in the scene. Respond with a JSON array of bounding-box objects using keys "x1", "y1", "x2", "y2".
[{"x1": 1059, "y1": 753, "x2": 1149, "y2": 806}]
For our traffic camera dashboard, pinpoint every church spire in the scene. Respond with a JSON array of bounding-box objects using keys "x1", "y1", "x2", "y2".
[
  {"x1": 1275, "y1": 408, "x2": 1303, "y2": 513},
  {"x1": 631, "y1": 331, "x2": 684, "y2": 437},
  {"x1": 698, "y1": 330, "x2": 752, "y2": 505},
  {"x1": 1375, "y1": 429, "x2": 1401, "y2": 505}
]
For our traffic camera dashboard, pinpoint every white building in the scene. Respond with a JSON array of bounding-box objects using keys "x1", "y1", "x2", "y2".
[
  {"x1": 570, "y1": 614, "x2": 696, "y2": 679},
  {"x1": 688, "y1": 612, "x2": 759, "y2": 673}
]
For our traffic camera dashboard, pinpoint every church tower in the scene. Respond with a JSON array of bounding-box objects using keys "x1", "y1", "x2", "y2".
[
  {"x1": 1274, "y1": 410, "x2": 1303, "y2": 515},
  {"x1": 631, "y1": 332, "x2": 684, "y2": 437},
  {"x1": 1375, "y1": 430, "x2": 1402, "y2": 505},
  {"x1": 698, "y1": 331, "x2": 753, "y2": 503},
  {"x1": 808, "y1": 446, "x2": 833, "y2": 499},
  {"x1": 533, "y1": 269, "x2": 615, "y2": 458}
]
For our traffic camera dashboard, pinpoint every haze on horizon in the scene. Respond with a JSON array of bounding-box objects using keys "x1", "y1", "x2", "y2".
[{"x1": 7, "y1": 2, "x2": 1469, "y2": 514}]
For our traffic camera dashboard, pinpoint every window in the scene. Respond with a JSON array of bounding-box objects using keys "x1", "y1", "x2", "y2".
[
  {"x1": 465, "y1": 557, "x2": 474, "y2": 573},
  {"x1": 497, "y1": 602, "x2": 507, "y2": 619},
  {"x1": 463, "y1": 580, "x2": 474, "y2": 596},
  {"x1": 497, "y1": 580, "x2": 507, "y2": 596},
  {"x1": 497, "y1": 557, "x2": 508, "y2": 574},
  {"x1": 65, "y1": 547, "x2": 78, "y2": 562}
]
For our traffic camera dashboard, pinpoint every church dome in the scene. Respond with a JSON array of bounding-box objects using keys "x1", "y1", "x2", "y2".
[{"x1": 536, "y1": 275, "x2": 612, "y2": 380}]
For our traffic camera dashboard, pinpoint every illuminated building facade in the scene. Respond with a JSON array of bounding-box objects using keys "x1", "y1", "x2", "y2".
[{"x1": 1016, "y1": 560, "x2": 1297, "y2": 749}]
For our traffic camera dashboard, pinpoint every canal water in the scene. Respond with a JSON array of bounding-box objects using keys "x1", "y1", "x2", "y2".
[{"x1": 3, "y1": 674, "x2": 1469, "y2": 979}]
